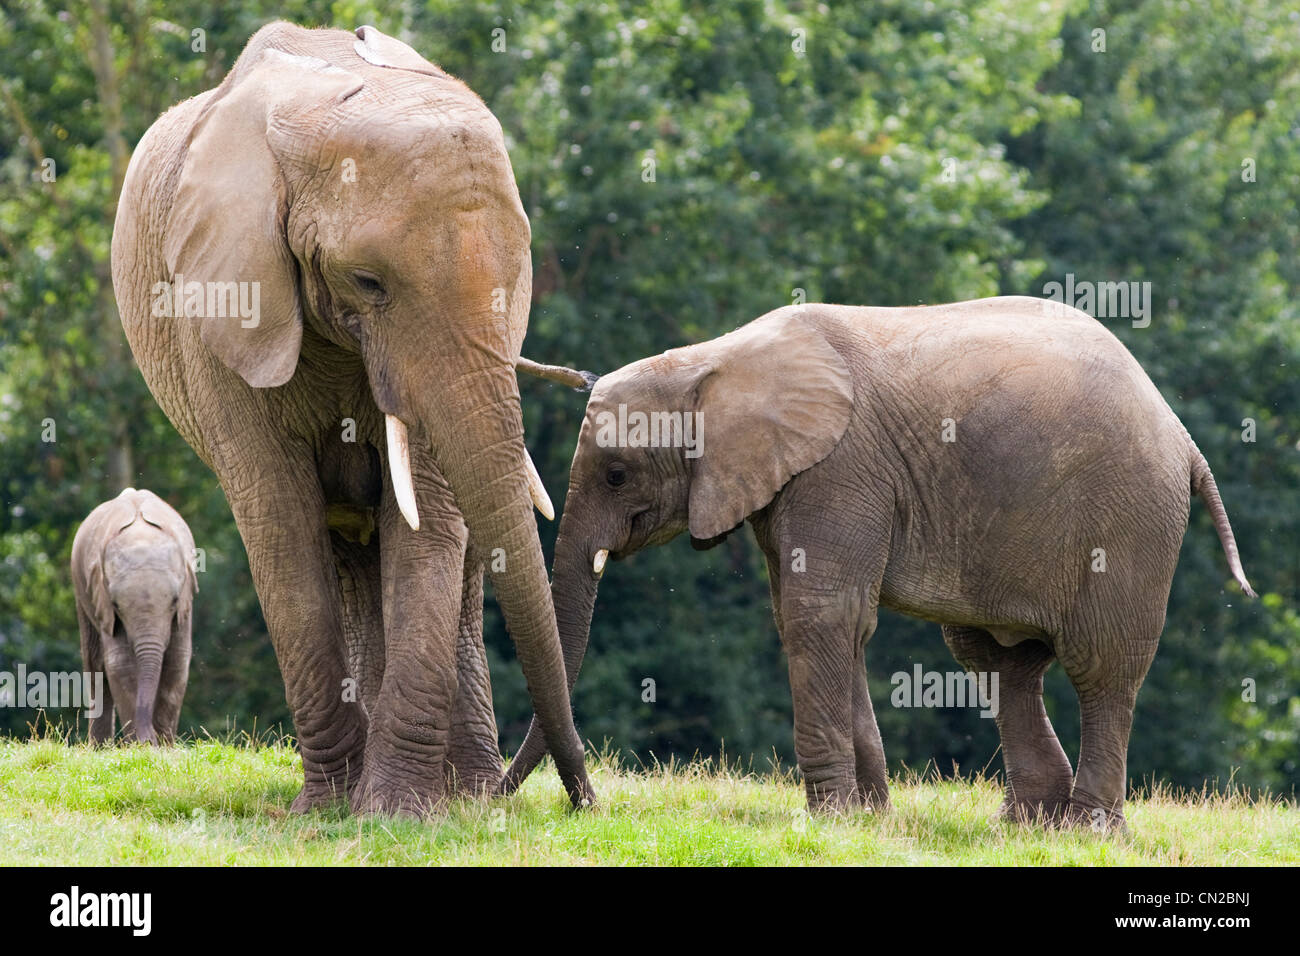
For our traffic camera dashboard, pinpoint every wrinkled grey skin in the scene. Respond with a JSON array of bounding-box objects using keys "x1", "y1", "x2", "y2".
[
  {"x1": 111, "y1": 22, "x2": 593, "y2": 815},
  {"x1": 71, "y1": 488, "x2": 196, "y2": 745},
  {"x1": 503, "y1": 298, "x2": 1254, "y2": 829}
]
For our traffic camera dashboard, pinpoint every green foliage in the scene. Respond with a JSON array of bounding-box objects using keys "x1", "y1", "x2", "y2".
[{"x1": 0, "y1": 0, "x2": 1294, "y2": 797}]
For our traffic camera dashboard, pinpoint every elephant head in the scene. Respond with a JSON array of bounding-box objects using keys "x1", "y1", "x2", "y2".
[
  {"x1": 501, "y1": 309, "x2": 854, "y2": 790},
  {"x1": 158, "y1": 23, "x2": 589, "y2": 803},
  {"x1": 72, "y1": 489, "x2": 197, "y2": 744}
]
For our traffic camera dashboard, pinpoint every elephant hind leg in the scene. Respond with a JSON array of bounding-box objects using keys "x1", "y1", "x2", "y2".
[
  {"x1": 941, "y1": 625, "x2": 1072, "y2": 824},
  {"x1": 443, "y1": 551, "x2": 502, "y2": 799},
  {"x1": 1055, "y1": 624, "x2": 1160, "y2": 834}
]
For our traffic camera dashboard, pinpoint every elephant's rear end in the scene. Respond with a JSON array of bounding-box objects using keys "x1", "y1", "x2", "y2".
[
  {"x1": 810, "y1": 300, "x2": 1203, "y2": 634},
  {"x1": 817, "y1": 296, "x2": 1251, "y2": 828}
]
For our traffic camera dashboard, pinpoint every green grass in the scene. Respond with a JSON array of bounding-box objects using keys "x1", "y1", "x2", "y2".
[{"x1": 0, "y1": 734, "x2": 1294, "y2": 865}]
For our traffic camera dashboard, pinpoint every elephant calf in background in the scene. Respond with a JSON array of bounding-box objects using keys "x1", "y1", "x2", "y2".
[
  {"x1": 503, "y1": 297, "x2": 1254, "y2": 829},
  {"x1": 71, "y1": 488, "x2": 197, "y2": 744}
]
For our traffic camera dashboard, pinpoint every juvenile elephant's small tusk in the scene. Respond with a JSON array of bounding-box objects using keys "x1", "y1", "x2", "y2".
[
  {"x1": 385, "y1": 414, "x2": 420, "y2": 531},
  {"x1": 525, "y1": 451, "x2": 555, "y2": 521},
  {"x1": 593, "y1": 549, "x2": 608, "y2": 575}
]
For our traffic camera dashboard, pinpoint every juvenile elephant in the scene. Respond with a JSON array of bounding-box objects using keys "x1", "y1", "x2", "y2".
[
  {"x1": 111, "y1": 22, "x2": 593, "y2": 814},
  {"x1": 502, "y1": 298, "x2": 1254, "y2": 828},
  {"x1": 71, "y1": 489, "x2": 196, "y2": 744}
]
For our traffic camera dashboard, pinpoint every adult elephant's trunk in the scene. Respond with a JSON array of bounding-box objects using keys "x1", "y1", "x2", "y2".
[
  {"x1": 402, "y1": 365, "x2": 594, "y2": 808},
  {"x1": 499, "y1": 491, "x2": 602, "y2": 794},
  {"x1": 131, "y1": 633, "x2": 168, "y2": 745}
]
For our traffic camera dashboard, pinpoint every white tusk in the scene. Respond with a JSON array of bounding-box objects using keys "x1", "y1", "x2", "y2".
[
  {"x1": 385, "y1": 414, "x2": 420, "y2": 531},
  {"x1": 524, "y1": 451, "x2": 555, "y2": 521},
  {"x1": 593, "y1": 549, "x2": 608, "y2": 575}
]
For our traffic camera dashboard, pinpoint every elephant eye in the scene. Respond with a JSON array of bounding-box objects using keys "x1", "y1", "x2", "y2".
[
  {"x1": 606, "y1": 463, "x2": 627, "y2": 488},
  {"x1": 352, "y1": 270, "x2": 388, "y2": 302}
]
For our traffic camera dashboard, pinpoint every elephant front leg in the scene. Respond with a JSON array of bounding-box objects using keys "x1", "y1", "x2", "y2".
[
  {"x1": 355, "y1": 477, "x2": 466, "y2": 817},
  {"x1": 222, "y1": 456, "x2": 366, "y2": 812},
  {"x1": 89, "y1": 686, "x2": 116, "y2": 744},
  {"x1": 99, "y1": 640, "x2": 142, "y2": 744},
  {"x1": 332, "y1": 534, "x2": 384, "y2": 718},
  {"x1": 759, "y1": 523, "x2": 862, "y2": 812},
  {"x1": 77, "y1": 608, "x2": 115, "y2": 744},
  {"x1": 851, "y1": 662, "x2": 890, "y2": 810},
  {"x1": 444, "y1": 551, "x2": 502, "y2": 798},
  {"x1": 151, "y1": 633, "x2": 191, "y2": 744},
  {"x1": 781, "y1": 602, "x2": 859, "y2": 812}
]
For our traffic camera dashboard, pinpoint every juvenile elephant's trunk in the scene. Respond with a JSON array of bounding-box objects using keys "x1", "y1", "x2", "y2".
[
  {"x1": 413, "y1": 366, "x2": 594, "y2": 808},
  {"x1": 131, "y1": 635, "x2": 168, "y2": 745},
  {"x1": 499, "y1": 493, "x2": 601, "y2": 794}
]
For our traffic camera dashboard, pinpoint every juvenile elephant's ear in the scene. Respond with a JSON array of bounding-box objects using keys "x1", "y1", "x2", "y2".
[
  {"x1": 163, "y1": 52, "x2": 363, "y2": 388},
  {"x1": 687, "y1": 312, "x2": 854, "y2": 540}
]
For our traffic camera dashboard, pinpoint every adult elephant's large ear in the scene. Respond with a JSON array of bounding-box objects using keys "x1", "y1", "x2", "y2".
[
  {"x1": 686, "y1": 311, "x2": 854, "y2": 540},
  {"x1": 352, "y1": 25, "x2": 447, "y2": 76},
  {"x1": 163, "y1": 52, "x2": 363, "y2": 388}
]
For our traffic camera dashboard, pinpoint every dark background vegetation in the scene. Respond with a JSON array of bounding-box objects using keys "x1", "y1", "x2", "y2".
[{"x1": 1, "y1": 0, "x2": 1296, "y2": 794}]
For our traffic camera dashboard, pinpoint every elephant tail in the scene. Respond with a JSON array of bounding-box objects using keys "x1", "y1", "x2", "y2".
[{"x1": 1190, "y1": 446, "x2": 1256, "y2": 598}]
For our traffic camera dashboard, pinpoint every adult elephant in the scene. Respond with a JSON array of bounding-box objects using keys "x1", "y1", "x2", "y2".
[
  {"x1": 500, "y1": 299, "x2": 1254, "y2": 829},
  {"x1": 111, "y1": 22, "x2": 594, "y2": 815}
]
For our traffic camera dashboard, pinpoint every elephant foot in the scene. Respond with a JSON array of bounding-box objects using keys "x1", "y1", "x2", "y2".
[
  {"x1": 854, "y1": 782, "x2": 891, "y2": 813},
  {"x1": 996, "y1": 766, "x2": 1074, "y2": 825},
  {"x1": 352, "y1": 755, "x2": 447, "y2": 819},
  {"x1": 124, "y1": 725, "x2": 159, "y2": 746},
  {"x1": 995, "y1": 795, "x2": 1068, "y2": 826},
  {"x1": 444, "y1": 761, "x2": 501, "y2": 801},
  {"x1": 352, "y1": 781, "x2": 444, "y2": 819},
  {"x1": 289, "y1": 752, "x2": 364, "y2": 813},
  {"x1": 289, "y1": 780, "x2": 350, "y2": 814},
  {"x1": 804, "y1": 777, "x2": 860, "y2": 814},
  {"x1": 1061, "y1": 792, "x2": 1128, "y2": 835},
  {"x1": 444, "y1": 731, "x2": 505, "y2": 800}
]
